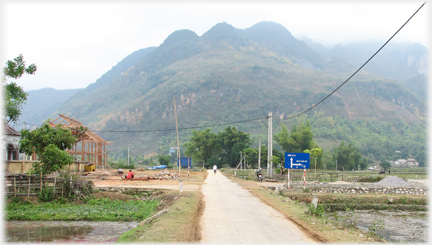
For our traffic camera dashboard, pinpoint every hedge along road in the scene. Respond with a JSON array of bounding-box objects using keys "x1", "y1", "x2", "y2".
[{"x1": 200, "y1": 170, "x2": 315, "y2": 243}]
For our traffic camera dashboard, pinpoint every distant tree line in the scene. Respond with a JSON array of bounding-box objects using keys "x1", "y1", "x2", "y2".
[{"x1": 181, "y1": 121, "x2": 369, "y2": 172}]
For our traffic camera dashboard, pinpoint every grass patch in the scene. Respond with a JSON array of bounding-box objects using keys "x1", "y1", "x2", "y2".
[
  {"x1": 6, "y1": 197, "x2": 158, "y2": 222},
  {"x1": 117, "y1": 191, "x2": 202, "y2": 243},
  {"x1": 249, "y1": 188, "x2": 382, "y2": 243}
]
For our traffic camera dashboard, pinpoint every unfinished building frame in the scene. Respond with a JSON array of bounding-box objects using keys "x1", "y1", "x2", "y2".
[{"x1": 49, "y1": 114, "x2": 110, "y2": 169}]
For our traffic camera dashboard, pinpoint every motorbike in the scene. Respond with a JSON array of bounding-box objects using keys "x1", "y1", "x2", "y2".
[{"x1": 256, "y1": 169, "x2": 263, "y2": 182}]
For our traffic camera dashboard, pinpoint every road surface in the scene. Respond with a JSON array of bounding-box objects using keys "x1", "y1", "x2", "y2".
[{"x1": 200, "y1": 170, "x2": 315, "y2": 243}]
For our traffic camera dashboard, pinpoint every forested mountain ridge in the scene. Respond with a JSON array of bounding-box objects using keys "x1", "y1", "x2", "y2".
[
  {"x1": 23, "y1": 21, "x2": 427, "y2": 165},
  {"x1": 16, "y1": 88, "x2": 80, "y2": 127},
  {"x1": 301, "y1": 37, "x2": 428, "y2": 100},
  {"x1": 17, "y1": 47, "x2": 157, "y2": 127}
]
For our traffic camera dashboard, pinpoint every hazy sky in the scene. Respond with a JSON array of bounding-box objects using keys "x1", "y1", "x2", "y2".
[{"x1": 1, "y1": 0, "x2": 429, "y2": 91}]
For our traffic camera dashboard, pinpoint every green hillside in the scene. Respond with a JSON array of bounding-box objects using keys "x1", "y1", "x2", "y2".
[{"x1": 50, "y1": 21, "x2": 426, "y2": 165}]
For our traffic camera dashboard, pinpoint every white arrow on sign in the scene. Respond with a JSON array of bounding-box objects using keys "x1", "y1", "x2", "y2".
[{"x1": 290, "y1": 157, "x2": 303, "y2": 168}]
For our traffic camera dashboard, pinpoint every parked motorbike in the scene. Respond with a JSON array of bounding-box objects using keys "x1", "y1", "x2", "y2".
[{"x1": 256, "y1": 169, "x2": 263, "y2": 182}]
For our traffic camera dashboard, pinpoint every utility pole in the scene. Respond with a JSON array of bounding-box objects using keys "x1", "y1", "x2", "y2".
[
  {"x1": 258, "y1": 136, "x2": 261, "y2": 169},
  {"x1": 174, "y1": 97, "x2": 181, "y2": 175},
  {"x1": 268, "y1": 112, "x2": 273, "y2": 177},
  {"x1": 240, "y1": 151, "x2": 243, "y2": 169}
]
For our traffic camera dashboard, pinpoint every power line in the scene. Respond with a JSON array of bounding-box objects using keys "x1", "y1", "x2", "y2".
[
  {"x1": 92, "y1": 116, "x2": 269, "y2": 133},
  {"x1": 284, "y1": 2, "x2": 426, "y2": 120},
  {"x1": 20, "y1": 3, "x2": 425, "y2": 134}
]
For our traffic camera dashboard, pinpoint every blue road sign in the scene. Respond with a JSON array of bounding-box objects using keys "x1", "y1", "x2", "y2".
[
  {"x1": 284, "y1": 153, "x2": 310, "y2": 169},
  {"x1": 177, "y1": 157, "x2": 192, "y2": 168}
]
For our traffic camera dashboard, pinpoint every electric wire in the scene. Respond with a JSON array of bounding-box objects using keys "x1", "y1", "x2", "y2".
[
  {"x1": 92, "y1": 116, "x2": 269, "y2": 133},
  {"x1": 19, "y1": 3, "x2": 425, "y2": 134},
  {"x1": 284, "y1": 2, "x2": 425, "y2": 120}
]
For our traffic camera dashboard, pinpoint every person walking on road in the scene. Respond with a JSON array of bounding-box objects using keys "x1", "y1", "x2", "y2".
[{"x1": 213, "y1": 164, "x2": 217, "y2": 174}]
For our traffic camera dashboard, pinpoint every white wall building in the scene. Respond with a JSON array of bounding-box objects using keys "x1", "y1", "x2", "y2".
[{"x1": 3, "y1": 124, "x2": 21, "y2": 160}]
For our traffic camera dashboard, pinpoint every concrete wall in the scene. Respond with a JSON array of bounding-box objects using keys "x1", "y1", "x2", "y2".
[
  {"x1": 5, "y1": 160, "x2": 34, "y2": 174},
  {"x1": 5, "y1": 160, "x2": 86, "y2": 174}
]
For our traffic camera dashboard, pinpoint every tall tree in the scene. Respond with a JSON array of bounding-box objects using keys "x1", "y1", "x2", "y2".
[
  {"x1": 380, "y1": 160, "x2": 391, "y2": 171},
  {"x1": 3, "y1": 54, "x2": 37, "y2": 123},
  {"x1": 157, "y1": 154, "x2": 172, "y2": 166},
  {"x1": 275, "y1": 121, "x2": 315, "y2": 153},
  {"x1": 184, "y1": 128, "x2": 221, "y2": 167},
  {"x1": 333, "y1": 141, "x2": 366, "y2": 171},
  {"x1": 19, "y1": 122, "x2": 77, "y2": 175},
  {"x1": 304, "y1": 147, "x2": 323, "y2": 176},
  {"x1": 217, "y1": 126, "x2": 252, "y2": 167}
]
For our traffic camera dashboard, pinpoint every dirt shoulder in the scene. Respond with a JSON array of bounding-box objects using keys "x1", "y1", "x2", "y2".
[{"x1": 84, "y1": 169, "x2": 207, "y2": 243}]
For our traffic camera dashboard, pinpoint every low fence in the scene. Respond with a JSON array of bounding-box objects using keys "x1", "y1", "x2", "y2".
[{"x1": 4, "y1": 174, "x2": 93, "y2": 198}]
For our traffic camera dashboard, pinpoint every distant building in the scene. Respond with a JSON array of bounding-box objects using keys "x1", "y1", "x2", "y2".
[
  {"x1": 394, "y1": 159, "x2": 406, "y2": 166},
  {"x1": 169, "y1": 147, "x2": 178, "y2": 155},
  {"x1": 3, "y1": 123, "x2": 21, "y2": 160},
  {"x1": 393, "y1": 158, "x2": 419, "y2": 167},
  {"x1": 407, "y1": 158, "x2": 419, "y2": 167}
]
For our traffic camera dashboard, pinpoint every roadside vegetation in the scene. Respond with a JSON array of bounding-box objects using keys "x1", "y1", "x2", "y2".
[
  {"x1": 117, "y1": 191, "x2": 202, "y2": 243},
  {"x1": 6, "y1": 195, "x2": 158, "y2": 222}
]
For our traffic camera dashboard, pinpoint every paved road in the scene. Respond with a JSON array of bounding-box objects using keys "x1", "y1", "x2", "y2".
[{"x1": 200, "y1": 170, "x2": 315, "y2": 243}]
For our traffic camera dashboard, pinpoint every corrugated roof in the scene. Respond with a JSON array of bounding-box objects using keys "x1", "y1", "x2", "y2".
[{"x1": 4, "y1": 123, "x2": 21, "y2": 136}]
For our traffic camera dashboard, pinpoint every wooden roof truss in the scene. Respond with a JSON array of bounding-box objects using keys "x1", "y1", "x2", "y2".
[{"x1": 49, "y1": 114, "x2": 111, "y2": 169}]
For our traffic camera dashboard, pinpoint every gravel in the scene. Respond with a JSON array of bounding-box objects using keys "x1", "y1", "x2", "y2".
[{"x1": 374, "y1": 176, "x2": 412, "y2": 186}]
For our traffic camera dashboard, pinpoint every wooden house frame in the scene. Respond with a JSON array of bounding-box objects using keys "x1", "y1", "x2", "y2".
[{"x1": 49, "y1": 114, "x2": 111, "y2": 169}]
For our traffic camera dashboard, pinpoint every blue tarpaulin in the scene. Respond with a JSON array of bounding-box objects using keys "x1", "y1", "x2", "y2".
[{"x1": 149, "y1": 165, "x2": 167, "y2": 170}]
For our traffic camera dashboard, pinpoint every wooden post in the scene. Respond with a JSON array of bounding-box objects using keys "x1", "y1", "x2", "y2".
[
  {"x1": 27, "y1": 177, "x2": 31, "y2": 197},
  {"x1": 13, "y1": 177, "x2": 16, "y2": 197},
  {"x1": 40, "y1": 172, "x2": 43, "y2": 194},
  {"x1": 287, "y1": 168, "x2": 290, "y2": 191},
  {"x1": 69, "y1": 177, "x2": 72, "y2": 196},
  {"x1": 303, "y1": 169, "x2": 306, "y2": 190},
  {"x1": 53, "y1": 178, "x2": 56, "y2": 197}
]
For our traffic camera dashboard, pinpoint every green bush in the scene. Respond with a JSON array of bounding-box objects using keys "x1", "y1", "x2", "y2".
[
  {"x1": 117, "y1": 163, "x2": 135, "y2": 169},
  {"x1": 357, "y1": 176, "x2": 384, "y2": 182},
  {"x1": 306, "y1": 204, "x2": 325, "y2": 218},
  {"x1": 6, "y1": 197, "x2": 159, "y2": 221},
  {"x1": 38, "y1": 186, "x2": 54, "y2": 202}
]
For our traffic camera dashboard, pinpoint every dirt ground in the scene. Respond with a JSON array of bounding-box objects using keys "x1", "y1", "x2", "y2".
[{"x1": 87, "y1": 169, "x2": 205, "y2": 190}]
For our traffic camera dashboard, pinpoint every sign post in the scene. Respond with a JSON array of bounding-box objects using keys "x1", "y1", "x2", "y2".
[
  {"x1": 284, "y1": 153, "x2": 310, "y2": 191},
  {"x1": 303, "y1": 169, "x2": 306, "y2": 190},
  {"x1": 287, "y1": 168, "x2": 290, "y2": 190}
]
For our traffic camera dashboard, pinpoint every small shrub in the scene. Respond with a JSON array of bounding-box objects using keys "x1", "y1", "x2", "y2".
[
  {"x1": 306, "y1": 204, "x2": 325, "y2": 218},
  {"x1": 303, "y1": 187, "x2": 311, "y2": 193},
  {"x1": 38, "y1": 186, "x2": 54, "y2": 202},
  {"x1": 367, "y1": 219, "x2": 385, "y2": 239},
  {"x1": 54, "y1": 197, "x2": 67, "y2": 204},
  {"x1": 357, "y1": 176, "x2": 384, "y2": 182},
  {"x1": 9, "y1": 197, "x2": 29, "y2": 205}
]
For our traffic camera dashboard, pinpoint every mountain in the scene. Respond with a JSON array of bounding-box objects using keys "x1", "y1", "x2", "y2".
[
  {"x1": 15, "y1": 88, "x2": 80, "y2": 127},
  {"x1": 29, "y1": 21, "x2": 427, "y2": 164},
  {"x1": 301, "y1": 37, "x2": 428, "y2": 99}
]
